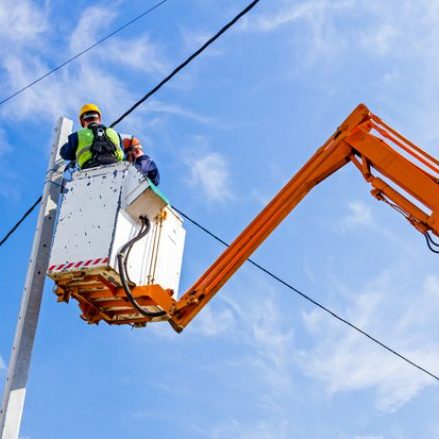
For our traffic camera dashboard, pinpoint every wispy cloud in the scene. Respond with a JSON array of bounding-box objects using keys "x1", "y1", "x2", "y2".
[
  {"x1": 209, "y1": 418, "x2": 293, "y2": 439},
  {"x1": 0, "y1": 0, "x2": 48, "y2": 45},
  {"x1": 0, "y1": 4, "x2": 201, "y2": 128},
  {"x1": 0, "y1": 5, "x2": 127, "y2": 123},
  {"x1": 218, "y1": 285, "x2": 296, "y2": 397},
  {"x1": 145, "y1": 99, "x2": 217, "y2": 125},
  {"x1": 299, "y1": 268, "x2": 439, "y2": 412},
  {"x1": 239, "y1": 0, "x2": 439, "y2": 148},
  {"x1": 241, "y1": 0, "x2": 354, "y2": 62},
  {"x1": 246, "y1": 0, "x2": 352, "y2": 32},
  {"x1": 338, "y1": 201, "x2": 373, "y2": 232},
  {"x1": 360, "y1": 23, "x2": 398, "y2": 56},
  {"x1": 186, "y1": 149, "x2": 234, "y2": 204},
  {"x1": 68, "y1": 6, "x2": 115, "y2": 53},
  {"x1": 0, "y1": 0, "x2": 227, "y2": 190},
  {"x1": 184, "y1": 279, "x2": 299, "y2": 437},
  {"x1": 103, "y1": 35, "x2": 170, "y2": 77},
  {"x1": 191, "y1": 305, "x2": 235, "y2": 337},
  {"x1": 180, "y1": 27, "x2": 224, "y2": 58}
]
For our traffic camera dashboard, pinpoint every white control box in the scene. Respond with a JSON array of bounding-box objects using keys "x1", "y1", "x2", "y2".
[{"x1": 47, "y1": 162, "x2": 185, "y2": 296}]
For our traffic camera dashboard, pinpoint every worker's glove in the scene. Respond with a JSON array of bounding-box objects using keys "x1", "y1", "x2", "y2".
[{"x1": 123, "y1": 137, "x2": 144, "y2": 162}]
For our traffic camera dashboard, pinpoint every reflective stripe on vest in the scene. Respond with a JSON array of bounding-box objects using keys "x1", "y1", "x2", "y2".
[{"x1": 76, "y1": 127, "x2": 123, "y2": 168}]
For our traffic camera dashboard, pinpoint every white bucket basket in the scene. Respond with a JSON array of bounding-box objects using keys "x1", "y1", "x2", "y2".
[{"x1": 47, "y1": 162, "x2": 185, "y2": 297}]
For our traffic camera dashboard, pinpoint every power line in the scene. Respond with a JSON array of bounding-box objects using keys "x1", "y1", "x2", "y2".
[
  {"x1": 174, "y1": 207, "x2": 439, "y2": 382},
  {"x1": 110, "y1": 0, "x2": 262, "y2": 127},
  {"x1": 0, "y1": 0, "x2": 262, "y2": 247},
  {"x1": 0, "y1": 0, "x2": 170, "y2": 106},
  {"x1": 2, "y1": 195, "x2": 438, "y2": 382},
  {"x1": 0, "y1": 196, "x2": 42, "y2": 248},
  {"x1": 1, "y1": 0, "x2": 436, "y2": 382}
]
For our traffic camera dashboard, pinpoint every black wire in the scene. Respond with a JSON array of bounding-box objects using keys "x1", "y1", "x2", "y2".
[
  {"x1": 110, "y1": 0, "x2": 262, "y2": 128},
  {"x1": 0, "y1": 0, "x2": 262, "y2": 248},
  {"x1": 1, "y1": 0, "x2": 436, "y2": 380},
  {"x1": 117, "y1": 216, "x2": 166, "y2": 318},
  {"x1": 174, "y1": 206, "x2": 439, "y2": 382},
  {"x1": 0, "y1": 196, "x2": 42, "y2": 248},
  {"x1": 0, "y1": 0, "x2": 170, "y2": 106},
  {"x1": 2, "y1": 197, "x2": 438, "y2": 380}
]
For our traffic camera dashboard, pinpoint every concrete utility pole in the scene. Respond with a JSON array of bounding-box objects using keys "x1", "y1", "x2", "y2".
[{"x1": 0, "y1": 117, "x2": 72, "y2": 439}]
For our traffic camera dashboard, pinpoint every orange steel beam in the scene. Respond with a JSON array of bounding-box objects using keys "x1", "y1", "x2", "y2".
[
  {"x1": 168, "y1": 104, "x2": 373, "y2": 332},
  {"x1": 127, "y1": 103, "x2": 439, "y2": 332},
  {"x1": 345, "y1": 128, "x2": 439, "y2": 233}
]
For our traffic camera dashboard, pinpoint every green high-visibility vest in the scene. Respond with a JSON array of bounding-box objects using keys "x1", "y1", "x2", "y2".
[{"x1": 76, "y1": 127, "x2": 123, "y2": 169}]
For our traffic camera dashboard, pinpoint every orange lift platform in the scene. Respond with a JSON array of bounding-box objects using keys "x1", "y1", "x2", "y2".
[{"x1": 47, "y1": 104, "x2": 439, "y2": 332}]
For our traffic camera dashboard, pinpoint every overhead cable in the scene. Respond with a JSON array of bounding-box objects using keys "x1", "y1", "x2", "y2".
[
  {"x1": 0, "y1": 196, "x2": 42, "y2": 248},
  {"x1": 0, "y1": 0, "x2": 170, "y2": 106},
  {"x1": 0, "y1": 0, "x2": 262, "y2": 247},
  {"x1": 2, "y1": 0, "x2": 436, "y2": 383},
  {"x1": 2, "y1": 196, "x2": 438, "y2": 381},
  {"x1": 173, "y1": 207, "x2": 439, "y2": 383},
  {"x1": 110, "y1": 0, "x2": 262, "y2": 127}
]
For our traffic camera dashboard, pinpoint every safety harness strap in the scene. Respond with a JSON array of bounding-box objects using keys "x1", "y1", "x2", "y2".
[{"x1": 89, "y1": 124, "x2": 118, "y2": 165}]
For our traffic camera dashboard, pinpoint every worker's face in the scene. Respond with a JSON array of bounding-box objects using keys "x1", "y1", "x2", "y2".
[{"x1": 81, "y1": 115, "x2": 101, "y2": 128}]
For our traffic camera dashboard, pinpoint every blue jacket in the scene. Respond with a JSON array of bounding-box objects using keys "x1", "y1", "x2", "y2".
[{"x1": 60, "y1": 131, "x2": 160, "y2": 186}]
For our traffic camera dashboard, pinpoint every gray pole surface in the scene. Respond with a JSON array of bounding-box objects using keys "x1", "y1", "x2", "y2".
[{"x1": 0, "y1": 117, "x2": 73, "y2": 439}]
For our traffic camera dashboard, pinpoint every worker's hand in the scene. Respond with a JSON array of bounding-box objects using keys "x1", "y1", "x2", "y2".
[{"x1": 123, "y1": 137, "x2": 144, "y2": 162}]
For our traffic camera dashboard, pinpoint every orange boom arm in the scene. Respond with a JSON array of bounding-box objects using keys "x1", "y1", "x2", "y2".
[
  {"x1": 51, "y1": 103, "x2": 439, "y2": 328},
  {"x1": 160, "y1": 104, "x2": 439, "y2": 332}
]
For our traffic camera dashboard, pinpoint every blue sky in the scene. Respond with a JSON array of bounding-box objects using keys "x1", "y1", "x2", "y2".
[{"x1": 1, "y1": 0, "x2": 439, "y2": 437}]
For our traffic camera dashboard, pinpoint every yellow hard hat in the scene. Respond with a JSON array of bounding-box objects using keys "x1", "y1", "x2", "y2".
[{"x1": 79, "y1": 103, "x2": 101, "y2": 121}]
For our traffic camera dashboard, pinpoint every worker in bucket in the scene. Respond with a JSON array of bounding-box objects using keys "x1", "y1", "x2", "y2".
[{"x1": 60, "y1": 103, "x2": 160, "y2": 185}]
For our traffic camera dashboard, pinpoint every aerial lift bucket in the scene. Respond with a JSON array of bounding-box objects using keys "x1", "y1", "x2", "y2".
[{"x1": 47, "y1": 162, "x2": 186, "y2": 326}]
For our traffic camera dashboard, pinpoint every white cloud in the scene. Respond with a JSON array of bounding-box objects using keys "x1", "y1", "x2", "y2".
[
  {"x1": 184, "y1": 273, "x2": 297, "y2": 401},
  {"x1": 187, "y1": 151, "x2": 234, "y2": 203},
  {"x1": 221, "y1": 288, "x2": 296, "y2": 396},
  {"x1": 338, "y1": 201, "x2": 373, "y2": 231},
  {"x1": 69, "y1": 6, "x2": 116, "y2": 53},
  {"x1": 240, "y1": 0, "x2": 439, "y2": 147},
  {"x1": 145, "y1": 99, "x2": 217, "y2": 125},
  {"x1": 360, "y1": 24, "x2": 398, "y2": 56},
  {"x1": 191, "y1": 305, "x2": 235, "y2": 337},
  {"x1": 0, "y1": 0, "x2": 50, "y2": 105},
  {"x1": 299, "y1": 268, "x2": 439, "y2": 412},
  {"x1": 0, "y1": 0, "x2": 48, "y2": 44},
  {"x1": 0, "y1": 2, "x2": 215, "y2": 137},
  {"x1": 100, "y1": 35, "x2": 170, "y2": 77},
  {"x1": 183, "y1": 281, "x2": 299, "y2": 437},
  {"x1": 242, "y1": 0, "x2": 354, "y2": 61},
  {"x1": 0, "y1": 4, "x2": 130, "y2": 123},
  {"x1": 209, "y1": 418, "x2": 293, "y2": 439},
  {"x1": 180, "y1": 27, "x2": 224, "y2": 57}
]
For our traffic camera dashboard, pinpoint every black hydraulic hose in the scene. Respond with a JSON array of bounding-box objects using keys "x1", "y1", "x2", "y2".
[
  {"x1": 424, "y1": 232, "x2": 439, "y2": 254},
  {"x1": 123, "y1": 220, "x2": 145, "y2": 285},
  {"x1": 117, "y1": 216, "x2": 166, "y2": 318}
]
